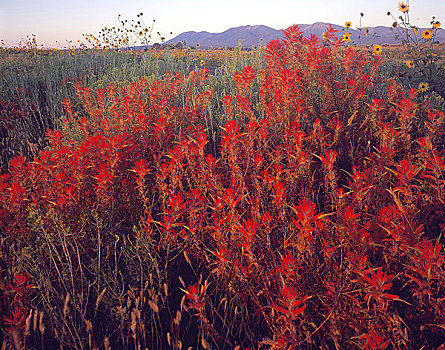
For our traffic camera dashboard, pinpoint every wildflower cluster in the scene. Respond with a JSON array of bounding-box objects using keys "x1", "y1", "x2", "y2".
[
  {"x1": 386, "y1": 2, "x2": 444, "y2": 97},
  {"x1": 0, "y1": 10, "x2": 444, "y2": 350}
]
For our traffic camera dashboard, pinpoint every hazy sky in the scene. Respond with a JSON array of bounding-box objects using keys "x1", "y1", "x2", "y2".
[{"x1": 0, "y1": 0, "x2": 443, "y2": 48}]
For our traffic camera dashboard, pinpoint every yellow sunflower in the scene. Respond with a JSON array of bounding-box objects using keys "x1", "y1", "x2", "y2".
[
  {"x1": 373, "y1": 45, "x2": 382, "y2": 55},
  {"x1": 418, "y1": 82, "x2": 429, "y2": 92},
  {"x1": 422, "y1": 30, "x2": 433, "y2": 39},
  {"x1": 399, "y1": 3, "x2": 409, "y2": 13},
  {"x1": 405, "y1": 60, "x2": 414, "y2": 68},
  {"x1": 200, "y1": 59, "x2": 205, "y2": 66},
  {"x1": 365, "y1": 28, "x2": 369, "y2": 36},
  {"x1": 345, "y1": 21, "x2": 352, "y2": 28},
  {"x1": 196, "y1": 43, "x2": 200, "y2": 48},
  {"x1": 342, "y1": 33, "x2": 351, "y2": 42},
  {"x1": 433, "y1": 21, "x2": 441, "y2": 29}
]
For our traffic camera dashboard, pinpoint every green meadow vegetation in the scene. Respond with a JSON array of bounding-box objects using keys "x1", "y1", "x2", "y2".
[{"x1": 1, "y1": 3, "x2": 445, "y2": 349}]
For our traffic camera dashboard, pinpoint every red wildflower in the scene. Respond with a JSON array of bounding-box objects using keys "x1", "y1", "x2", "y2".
[
  {"x1": 358, "y1": 330, "x2": 390, "y2": 350},
  {"x1": 362, "y1": 268, "x2": 399, "y2": 302},
  {"x1": 221, "y1": 119, "x2": 246, "y2": 150},
  {"x1": 272, "y1": 285, "x2": 308, "y2": 321},
  {"x1": 276, "y1": 253, "x2": 300, "y2": 278},
  {"x1": 182, "y1": 283, "x2": 207, "y2": 315}
]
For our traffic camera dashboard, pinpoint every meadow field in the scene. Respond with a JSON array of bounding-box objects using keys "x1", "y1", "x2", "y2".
[{"x1": 1, "y1": 16, "x2": 445, "y2": 350}]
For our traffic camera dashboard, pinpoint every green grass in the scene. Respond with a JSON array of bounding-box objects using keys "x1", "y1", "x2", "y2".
[{"x1": 0, "y1": 45, "x2": 268, "y2": 174}]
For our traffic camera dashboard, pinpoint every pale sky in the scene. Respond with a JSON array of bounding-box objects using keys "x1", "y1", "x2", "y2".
[{"x1": 0, "y1": 0, "x2": 443, "y2": 48}]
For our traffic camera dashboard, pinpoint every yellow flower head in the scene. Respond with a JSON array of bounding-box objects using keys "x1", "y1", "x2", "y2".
[
  {"x1": 196, "y1": 43, "x2": 200, "y2": 48},
  {"x1": 406, "y1": 60, "x2": 414, "y2": 68},
  {"x1": 418, "y1": 82, "x2": 429, "y2": 92},
  {"x1": 345, "y1": 21, "x2": 352, "y2": 28},
  {"x1": 399, "y1": 3, "x2": 409, "y2": 13},
  {"x1": 422, "y1": 29, "x2": 433, "y2": 39},
  {"x1": 365, "y1": 28, "x2": 369, "y2": 36},
  {"x1": 373, "y1": 45, "x2": 382, "y2": 55},
  {"x1": 411, "y1": 27, "x2": 418, "y2": 35},
  {"x1": 342, "y1": 33, "x2": 351, "y2": 42},
  {"x1": 433, "y1": 21, "x2": 441, "y2": 29},
  {"x1": 200, "y1": 59, "x2": 205, "y2": 66}
]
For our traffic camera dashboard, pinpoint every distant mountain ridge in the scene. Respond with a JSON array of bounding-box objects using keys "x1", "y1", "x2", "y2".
[{"x1": 161, "y1": 22, "x2": 445, "y2": 48}]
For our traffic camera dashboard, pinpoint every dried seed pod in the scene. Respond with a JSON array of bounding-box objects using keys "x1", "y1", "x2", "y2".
[
  {"x1": 183, "y1": 250, "x2": 192, "y2": 266},
  {"x1": 63, "y1": 293, "x2": 70, "y2": 317},
  {"x1": 25, "y1": 310, "x2": 32, "y2": 336},
  {"x1": 11, "y1": 330, "x2": 24, "y2": 350},
  {"x1": 178, "y1": 276, "x2": 185, "y2": 288},
  {"x1": 96, "y1": 288, "x2": 106, "y2": 310},
  {"x1": 104, "y1": 337, "x2": 111, "y2": 350},
  {"x1": 85, "y1": 319, "x2": 93, "y2": 332},
  {"x1": 148, "y1": 300, "x2": 159, "y2": 313},
  {"x1": 130, "y1": 310, "x2": 137, "y2": 336},
  {"x1": 180, "y1": 295, "x2": 186, "y2": 312},
  {"x1": 33, "y1": 309, "x2": 38, "y2": 333},
  {"x1": 201, "y1": 337, "x2": 210, "y2": 349},
  {"x1": 174, "y1": 310, "x2": 181, "y2": 325},
  {"x1": 39, "y1": 311, "x2": 45, "y2": 334}
]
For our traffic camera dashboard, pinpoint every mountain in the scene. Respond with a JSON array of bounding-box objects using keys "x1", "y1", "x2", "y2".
[
  {"x1": 164, "y1": 25, "x2": 284, "y2": 49},
  {"x1": 162, "y1": 23, "x2": 445, "y2": 49}
]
